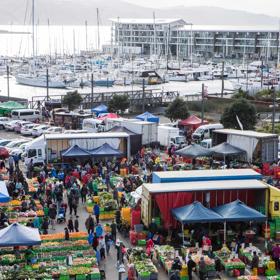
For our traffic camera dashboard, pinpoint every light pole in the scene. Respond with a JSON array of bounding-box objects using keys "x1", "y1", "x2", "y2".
[{"x1": 271, "y1": 86, "x2": 276, "y2": 133}]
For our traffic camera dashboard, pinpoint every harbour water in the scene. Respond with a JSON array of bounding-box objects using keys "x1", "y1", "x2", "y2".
[
  {"x1": 0, "y1": 75, "x2": 234, "y2": 101},
  {"x1": 0, "y1": 25, "x2": 111, "y2": 57}
]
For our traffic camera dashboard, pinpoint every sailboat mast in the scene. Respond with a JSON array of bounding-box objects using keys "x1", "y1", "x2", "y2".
[
  {"x1": 48, "y1": 18, "x2": 51, "y2": 58},
  {"x1": 85, "y1": 20, "x2": 88, "y2": 51},
  {"x1": 97, "y1": 8, "x2": 100, "y2": 49},
  {"x1": 153, "y1": 11, "x2": 156, "y2": 56},
  {"x1": 32, "y1": 0, "x2": 35, "y2": 57}
]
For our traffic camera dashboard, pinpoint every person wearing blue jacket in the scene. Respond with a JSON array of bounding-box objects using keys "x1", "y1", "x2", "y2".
[{"x1": 93, "y1": 203, "x2": 100, "y2": 224}]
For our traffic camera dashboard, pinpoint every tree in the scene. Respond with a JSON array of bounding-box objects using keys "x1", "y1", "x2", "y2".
[
  {"x1": 220, "y1": 98, "x2": 257, "y2": 130},
  {"x1": 165, "y1": 97, "x2": 190, "y2": 122},
  {"x1": 62, "y1": 90, "x2": 83, "y2": 111},
  {"x1": 108, "y1": 95, "x2": 130, "y2": 114}
]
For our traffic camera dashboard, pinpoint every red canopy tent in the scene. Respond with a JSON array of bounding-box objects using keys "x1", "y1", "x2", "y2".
[
  {"x1": 179, "y1": 115, "x2": 208, "y2": 130},
  {"x1": 98, "y1": 113, "x2": 119, "y2": 121}
]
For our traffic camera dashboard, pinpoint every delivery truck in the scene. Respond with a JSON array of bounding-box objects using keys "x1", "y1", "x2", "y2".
[
  {"x1": 105, "y1": 118, "x2": 158, "y2": 145},
  {"x1": 24, "y1": 132, "x2": 130, "y2": 166},
  {"x1": 157, "y1": 126, "x2": 186, "y2": 148}
]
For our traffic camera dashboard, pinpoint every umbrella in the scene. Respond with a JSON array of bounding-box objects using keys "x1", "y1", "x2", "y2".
[
  {"x1": 90, "y1": 143, "x2": 123, "y2": 157},
  {"x1": 98, "y1": 113, "x2": 119, "y2": 121}
]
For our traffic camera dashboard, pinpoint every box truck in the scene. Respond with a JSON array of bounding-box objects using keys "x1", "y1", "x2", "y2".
[{"x1": 157, "y1": 126, "x2": 186, "y2": 148}]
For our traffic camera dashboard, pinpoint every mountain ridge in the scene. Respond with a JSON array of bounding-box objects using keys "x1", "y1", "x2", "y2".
[{"x1": 0, "y1": 0, "x2": 279, "y2": 26}]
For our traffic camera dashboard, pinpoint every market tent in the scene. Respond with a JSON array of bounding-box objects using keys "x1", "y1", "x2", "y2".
[
  {"x1": 172, "y1": 201, "x2": 224, "y2": 223},
  {"x1": 0, "y1": 181, "x2": 11, "y2": 203},
  {"x1": 98, "y1": 113, "x2": 119, "y2": 121},
  {"x1": 92, "y1": 104, "x2": 108, "y2": 115},
  {"x1": 90, "y1": 143, "x2": 123, "y2": 157},
  {"x1": 212, "y1": 200, "x2": 266, "y2": 222},
  {"x1": 135, "y1": 111, "x2": 159, "y2": 123},
  {"x1": 61, "y1": 145, "x2": 92, "y2": 158},
  {"x1": 179, "y1": 115, "x2": 208, "y2": 128},
  {"x1": 109, "y1": 126, "x2": 142, "y2": 155},
  {"x1": 175, "y1": 143, "x2": 213, "y2": 158},
  {"x1": 0, "y1": 101, "x2": 26, "y2": 116},
  {"x1": 0, "y1": 223, "x2": 41, "y2": 247},
  {"x1": 210, "y1": 142, "x2": 246, "y2": 157}
]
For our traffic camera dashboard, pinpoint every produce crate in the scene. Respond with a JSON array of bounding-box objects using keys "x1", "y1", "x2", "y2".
[
  {"x1": 89, "y1": 273, "x2": 101, "y2": 280},
  {"x1": 59, "y1": 275, "x2": 70, "y2": 280},
  {"x1": 180, "y1": 277, "x2": 189, "y2": 280},
  {"x1": 76, "y1": 275, "x2": 87, "y2": 280},
  {"x1": 137, "y1": 239, "x2": 146, "y2": 246}
]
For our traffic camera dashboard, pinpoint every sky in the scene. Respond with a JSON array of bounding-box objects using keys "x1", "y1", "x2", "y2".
[{"x1": 124, "y1": 0, "x2": 280, "y2": 17}]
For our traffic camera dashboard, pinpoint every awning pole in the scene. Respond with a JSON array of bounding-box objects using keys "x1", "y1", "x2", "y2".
[
  {"x1": 182, "y1": 223, "x2": 184, "y2": 246},
  {"x1": 265, "y1": 219, "x2": 268, "y2": 249},
  {"x1": 223, "y1": 221, "x2": 226, "y2": 245}
]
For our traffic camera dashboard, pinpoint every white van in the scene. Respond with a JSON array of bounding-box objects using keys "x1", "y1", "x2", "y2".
[
  {"x1": 192, "y1": 123, "x2": 224, "y2": 141},
  {"x1": 82, "y1": 118, "x2": 104, "y2": 133},
  {"x1": 11, "y1": 109, "x2": 41, "y2": 122}
]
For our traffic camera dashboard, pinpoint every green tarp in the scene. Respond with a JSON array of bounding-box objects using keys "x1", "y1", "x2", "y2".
[{"x1": 0, "y1": 101, "x2": 26, "y2": 116}]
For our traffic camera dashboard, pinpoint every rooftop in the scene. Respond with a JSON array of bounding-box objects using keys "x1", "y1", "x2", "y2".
[
  {"x1": 178, "y1": 25, "x2": 280, "y2": 33},
  {"x1": 153, "y1": 168, "x2": 261, "y2": 179},
  {"x1": 45, "y1": 132, "x2": 129, "y2": 140},
  {"x1": 143, "y1": 179, "x2": 267, "y2": 193},
  {"x1": 213, "y1": 129, "x2": 278, "y2": 138},
  {"x1": 110, "y1": 18, "x2": 187, "y2": 25}
]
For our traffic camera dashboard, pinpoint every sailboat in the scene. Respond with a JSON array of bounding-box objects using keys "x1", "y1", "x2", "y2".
[{"x1": 15, "y1": 0, "x2": 66, "y2": 89}]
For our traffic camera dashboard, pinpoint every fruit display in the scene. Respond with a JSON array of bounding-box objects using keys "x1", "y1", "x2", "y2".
[
  {"x1": 238, "y1": 277, "x2": 260, "y2": 280},
  {"x1": 154, "y1": 245, "x2": 175, "y2": 272},
  {"x1": 191, "y1": 253, "x2": 215, "y2": 272},
  {"x1": 128, "y1": 247, "x2": 158, "y2": 277},
  {"x1": 99, "y1": 192, "x2": 117, "y2": 210},
  {"x1": 40, "y1": 231, "x2": 87, "y2": 241},
  {"x1": 239, "y1": 246, "x2": 261, "y2": 262}
]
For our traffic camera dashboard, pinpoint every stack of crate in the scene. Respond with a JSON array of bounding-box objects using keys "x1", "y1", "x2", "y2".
[
  {"x1": 270, "y1": 222, "x2": 276, "y2": 239},
  {"x1": 275, "y1": 218, "x2": 280, "y2": 240}
]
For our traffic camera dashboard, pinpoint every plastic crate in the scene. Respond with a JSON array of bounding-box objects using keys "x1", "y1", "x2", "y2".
[
  {"x1": 76, "y1": 275, "x2": 87, "y2": 280},
  {"x1": 89, "y1": 273, "x2": 101, "y2": 280},
  {"x1": 59, "y1": 275, "x2": 70, "y2": 280},
  {"x1": 137, "y1": 239, "x2": 146, "y2": 246}
]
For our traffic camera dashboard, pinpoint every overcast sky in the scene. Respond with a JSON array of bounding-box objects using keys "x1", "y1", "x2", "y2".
[{"x1": 124, "y1": 0, "x2": 280, "y2": 17}]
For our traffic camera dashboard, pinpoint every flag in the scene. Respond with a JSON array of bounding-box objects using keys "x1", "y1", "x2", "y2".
[{"x1": 236, "y1": 115, "x2": 243, "y2": 130}]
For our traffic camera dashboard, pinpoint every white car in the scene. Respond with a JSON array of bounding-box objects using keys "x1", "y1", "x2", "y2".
[
  {"x1": 10, "y1": 143, "x2": 29, "y2": 158},
  {"x1": 0, "y1": 139, "x2": 13, "y2": 147},
  {"x1": 0, "y1": 117, "x2": 11, "y2": 129},
  {"x1": 5, "y1": 139, "x2": 29, "y2": 153},
  {"x1": 31, "y1": 125, "x2": 49, "y2": 137},
  {"x1": 21, "y1": 123, "x2": 40, "y2": 136},
  {"x1": 64, "y1": 130, "x2": 88, "y2": 134},
  {"x1": 5, "y1": 120, "x2": 20, "y2": 131},
  {"x1": 44, "y1": 126, "x2": 63, "y2": 134}
]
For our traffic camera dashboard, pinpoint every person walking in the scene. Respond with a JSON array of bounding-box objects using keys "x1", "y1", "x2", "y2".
[
  {"x1": 110, "y1": 220, "x2": 117, "y2": 242},
  {"x1": 80, "y1": 185, "x2": 88, "y2": 204},
  {"x1": 48, "y1": 204, "x2": 57, "y2": 230},
  {"x1": 93, "y1": 203, "x2": 100, "y2": 224},
  {"x1": 198, "y1": 257, "x2": 207, "y2": 280},
  {"x1": 85, "y1": 214, "x2": 95, "y2": 234},
  {"x1": 67, "y1": 217, "x2": 74, "y2": 233},
  {"x1": 74, "y1": 216, "x2": 79, "y2": 232}
]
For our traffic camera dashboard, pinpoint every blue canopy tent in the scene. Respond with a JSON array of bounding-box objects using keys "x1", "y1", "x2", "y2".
[
  {"x1": 0, "y1": 223, "x2": 41, "y2": 247},
  {"x1": 90, "y1": 143, "x2": 123, "y2": 157},
  {"x1": 92, "y1": 104, "x2": 108, "y2": 115},
  {"x1": 136, "y1": 111, "x2": 159, "y2": 123},
  {"x1": 213, "y1": 200, "x2": 267, "y2": 243},
  {"x1": 61, "y1": 145, "x2": 92, "y2": 158},
  {"x1": 213, "y1": 200, "x2": 266, "y2": 222},
  {"x1": 0, "y1": 181, "x2": 11, "y2": 203},
  {"x1": 172, "y1": 201, "x2": 224, "y2": 244},
  {"x1": 175, "y1": 144, "x2": 213, "y2": 158}
]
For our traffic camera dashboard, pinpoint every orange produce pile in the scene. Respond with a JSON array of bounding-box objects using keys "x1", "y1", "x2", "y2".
[{"x1": 40, "y1": 232, "x2": 87, "y2": 240}]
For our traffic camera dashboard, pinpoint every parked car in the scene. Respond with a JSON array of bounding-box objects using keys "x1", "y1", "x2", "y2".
[
  {"x1": 9, "y1": 142, "x2": 29, "y2": 159},
  {"x1": 0, "y1": 117, "x2": 11, "y2": 129},
  {"x1": 44, "y1": 126, "x2": 63, "y2": 134},
  {"x1": 31, "y1": 125, "x2": 49, "y2": 137},
  {"x1": 0, "y1": 139, "x2": 13, "y2": 147},
  {"x1": 21, "y1": 123, "x2": 40, "y2": 136},
  {"x1": 5, "y1": 139, "x2": 29, "y2": 153},
  {"x1": 14, "y1": 121, "x2": 32, "y2": 133},
  {"x1": 5, "y1": 120, "x2": 20, "y2": 131}
]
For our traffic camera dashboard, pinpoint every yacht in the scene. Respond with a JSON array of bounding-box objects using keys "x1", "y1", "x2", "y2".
[{"x1": 16, "y1": 74, "x2": 67, "y2": 88}]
